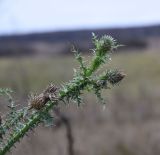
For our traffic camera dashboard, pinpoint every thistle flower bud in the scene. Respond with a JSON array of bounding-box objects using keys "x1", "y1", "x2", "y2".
[
  {"x1": 107, "y1": 70, "x2": 126, "y2": 85},
  {"x1": 93, "y1": 34, "x2": 118, "y2": 55}
]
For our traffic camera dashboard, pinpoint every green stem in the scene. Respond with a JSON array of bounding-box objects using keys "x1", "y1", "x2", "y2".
[
  {"x1": 0, "y1": 36, "x2": 115, "y2": 154},
  {"x1": 0, "y1": 51, "x2": 104, "y2": 155},
  {"x1": 86, "y1": 56, "x2": 101, "y2": 76},
  {"x1": 0, "y1": 102, "x2": 56, "y2": 155},
  {"x1": 0, "y1": 57, "x2": 98, "y2": 155}
]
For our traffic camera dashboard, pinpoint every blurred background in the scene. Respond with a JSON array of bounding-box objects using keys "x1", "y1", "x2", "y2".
[{"x1": 0, "y1": 0, "x2": 160, "y2": 155}]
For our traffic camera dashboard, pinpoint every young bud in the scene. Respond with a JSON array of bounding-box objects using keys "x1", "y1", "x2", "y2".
[
  {"x1": 107, "y1": 70, "x2": 126, "y2": 85},
  {"x1": 94, "y1": 34, "x2": 118, "y2": 55}
]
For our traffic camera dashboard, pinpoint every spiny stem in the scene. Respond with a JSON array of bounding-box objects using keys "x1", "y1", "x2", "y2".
[
  {"x1": 0, "y1": 34, "x2": 125, "y2": 155},
  {"x1": 0, "y1": 51, "x2": 106, "y2": 154},
  {"x1": 0, "y1": 74, "x2": 93, "y2": 155},
  {"x1": 0, "y1": 101, "x2": 57, "y2": 155}
]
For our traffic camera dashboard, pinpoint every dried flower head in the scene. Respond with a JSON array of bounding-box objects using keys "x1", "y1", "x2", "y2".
[
  {"x1": 43, "y1": 83, "x2": 58, "y2": 100},
  {"x1": 29, "y1": 84, "x2": 58, "y2": 110},
  {"x1": 108, "y1": 70, "x2": 126, "y2": 85}
]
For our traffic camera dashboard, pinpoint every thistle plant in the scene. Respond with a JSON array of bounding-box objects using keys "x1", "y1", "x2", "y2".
[{"x1": 0, "y1": 34, "x2": 125, "y2": 155}]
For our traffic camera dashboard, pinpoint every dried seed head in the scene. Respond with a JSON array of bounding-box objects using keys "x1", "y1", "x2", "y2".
[
  {"x1": 44, "y1": 83, "x2": 58, "y2": 93},
  {"x1": 108, "y1": 71, "x2": 126, "y2": 85},
  {"x1": 29, "y1": 93, "x2": 48, "y2": 110},
  {"x1": 29, "y1": 84, "x2": 58, "y2": 110}
]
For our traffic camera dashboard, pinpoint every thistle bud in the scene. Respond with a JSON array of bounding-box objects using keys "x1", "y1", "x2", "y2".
[
  {"x1": 107, "y1": 70, "x2": 126, "y2": 85},
  {"x1": 94, "y1": 34, "x2": 118, "y2": 55}
]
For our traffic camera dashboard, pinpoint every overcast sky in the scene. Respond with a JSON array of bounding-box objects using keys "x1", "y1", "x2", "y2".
[{"x1": 0, "y1": 0, "x2": 160, "y2": 35}]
